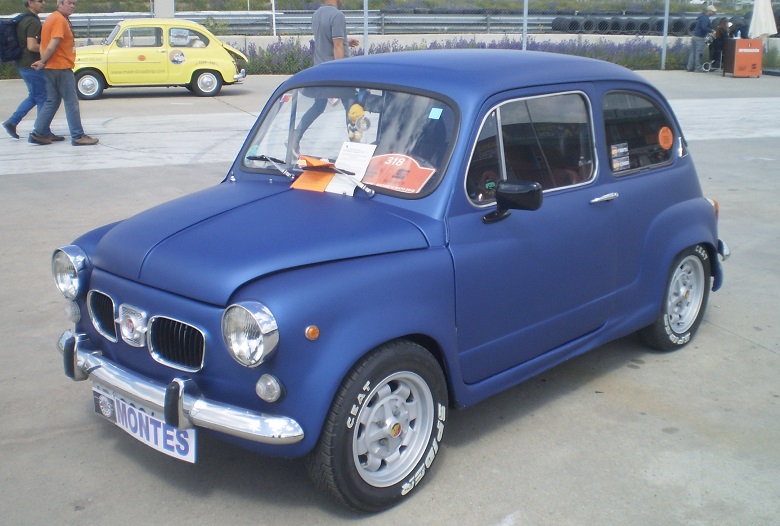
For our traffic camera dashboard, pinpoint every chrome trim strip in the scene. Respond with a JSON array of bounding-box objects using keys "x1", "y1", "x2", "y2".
[
  {"x1": 58, "y1": 330, "x2": 304, "y2": 445},
  {"x1": 87, "y1": 290, "x2": 118, "y2": 342}
]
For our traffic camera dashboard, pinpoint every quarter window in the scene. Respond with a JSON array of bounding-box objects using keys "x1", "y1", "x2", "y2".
[
  {"x1": 170, "y1": 28, "x2": 210, "y2": 48},
  {"x1": 467, "y1": 92, "x2": 595, "y2": 205},
  {"x1": 466, "y1": 111, "x2": 501, "y2": 203},
  {"x1": 603, "y1": 91, "x2": 675, "y2": 175}
]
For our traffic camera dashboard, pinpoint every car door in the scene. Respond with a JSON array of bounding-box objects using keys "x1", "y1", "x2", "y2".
[
  {"x1": 106, "y1": 25, "x2": 168, "y2": 85},
  {"x1": 448, "y1": 91, "x2": 618, "y2": 385}
]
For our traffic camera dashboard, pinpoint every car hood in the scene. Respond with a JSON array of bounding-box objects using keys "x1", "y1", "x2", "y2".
[{"x1": 90, "y1": 182, "x2": 429, "y2": 305}]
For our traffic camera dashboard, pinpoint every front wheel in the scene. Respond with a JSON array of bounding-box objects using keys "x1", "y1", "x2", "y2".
[
  {"x1": 307, "y1": 340, "x2": 448, "y2": 512},
  {"x1": 190, "y1": 70, "x2": 222, "y2": 97},
  {"x1": 640, "y1": 245, "x2": 711, "y2": 350},
  {"x1": 76, "y1": 71, "x2": 105, "y2": 100}
]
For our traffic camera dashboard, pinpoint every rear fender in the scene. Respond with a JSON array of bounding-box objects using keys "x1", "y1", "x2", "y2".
[{"x1": 638, "y1": 198, "x2": 721, "y2": 313}]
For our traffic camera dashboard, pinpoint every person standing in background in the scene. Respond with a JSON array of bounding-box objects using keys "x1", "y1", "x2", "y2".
[
  {"x1": 29, "y1": 0, "x2": 98, "y2": 146},
  {"x1": 3, "y1": 0, "x2": 61, "y2": 141},
  {"x1": 312, "y1": 0, "x2": 359, "y2": 65},
  {"x1": 709, "y1": 17, "x2": 729, "y2": 69},
  {"x1": 291, "y1": 0, "x2": 359, "y2": 154},
  {"x1": 687, "y1": 5, "x2": 716, "y2": 72}
]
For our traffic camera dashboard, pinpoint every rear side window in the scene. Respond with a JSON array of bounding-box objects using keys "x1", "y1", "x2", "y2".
[
  {"x1": 466, "y1": 92, "x2": 595, "y2": 205},
  {"x1": 170, "y1": 28, "x2": 210, "y2": 48},
  {"x1": 603, "y1": 91, "x2": 675, "y2": 175}
]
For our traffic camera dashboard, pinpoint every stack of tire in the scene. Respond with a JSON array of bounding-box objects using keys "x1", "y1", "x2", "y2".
[{"x1": 551, "y1": 15, "x2": 694, "y2": 36}]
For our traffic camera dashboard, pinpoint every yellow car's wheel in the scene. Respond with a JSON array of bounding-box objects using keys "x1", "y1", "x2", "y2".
[
  {"x1": 191, "y1": 70, "x2": 223, "y2": 97},
  {"x1": 76, "y1": 70, "x2": 105, "y2": 100}
]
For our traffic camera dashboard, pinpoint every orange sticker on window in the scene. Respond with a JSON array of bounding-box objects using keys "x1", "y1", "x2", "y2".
[
  {"x1": 658, "y1": 126, "x2": 674, "y2": 150},
  {"x1": 363, "y1": 154, "x2": 436, "y2": 194}
]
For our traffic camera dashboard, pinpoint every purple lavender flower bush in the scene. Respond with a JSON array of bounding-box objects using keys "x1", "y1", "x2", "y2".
[{"x1": 236, "y1": 35, "x2": 691, "y2": 75}]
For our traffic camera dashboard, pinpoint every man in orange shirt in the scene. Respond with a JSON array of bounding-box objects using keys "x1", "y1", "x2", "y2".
[{"x1": 29, "y1": 0, "x2": 97, "y2": 146}]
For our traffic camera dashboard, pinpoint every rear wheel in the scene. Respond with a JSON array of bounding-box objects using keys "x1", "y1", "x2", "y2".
[
  {"x1": 190, "y1": 70, "x2": 222, "y2": 97},
  {"x1": 640, "y1": 245, "x2": 711, "y2": 350},
  {"x1": 76, "y1": 70, "x2": 105, "y2": 100},
  {"x1": 307, "y1": 340, "x2": 448, "y2": 512}
]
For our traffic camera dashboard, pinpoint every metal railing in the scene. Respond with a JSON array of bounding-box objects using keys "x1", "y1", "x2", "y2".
[{"x1": 63, "y1": 10, "x2": 710, "y2": 40}]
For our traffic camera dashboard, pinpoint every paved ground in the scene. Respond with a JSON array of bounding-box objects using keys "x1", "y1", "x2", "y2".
[{"x1": 1, "y1": 69, "x2": 779, "y2": 525}]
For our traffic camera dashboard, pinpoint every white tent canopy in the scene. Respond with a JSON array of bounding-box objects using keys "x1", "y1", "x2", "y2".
[{"x1": 748, "y1": 0, "x2": 778, "y2": 39}]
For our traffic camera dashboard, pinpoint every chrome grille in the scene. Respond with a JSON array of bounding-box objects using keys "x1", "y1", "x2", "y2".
[
  {"x1": 148, "y1": 316, "x2": 205, "y2": 372},
  {"x1": 88, "y1": 290, "x2": 117, "y2": 341}
]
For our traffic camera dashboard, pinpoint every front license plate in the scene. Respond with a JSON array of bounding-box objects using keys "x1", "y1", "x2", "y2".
[{"x1": 92, "y1": 387, "x2": 197, "y2": 463}]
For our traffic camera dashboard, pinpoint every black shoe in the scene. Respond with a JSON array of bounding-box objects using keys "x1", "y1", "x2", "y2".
[
  {"x1": 3, "y1": 121, "x2": 19, "y2": 139},
  {"x1": 28, "y1": 132, "x2": 52, "y2": 145}
]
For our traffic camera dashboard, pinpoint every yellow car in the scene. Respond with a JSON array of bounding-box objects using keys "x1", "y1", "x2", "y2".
[{"x1": 74, "y1": 18, "x2": 247, "y2": 99}]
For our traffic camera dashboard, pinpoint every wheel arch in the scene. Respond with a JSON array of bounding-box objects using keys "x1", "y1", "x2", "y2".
[
  {"x1": 225, "y1": 248, "x2": 459, "y2": 456},
  {"x1": 638, "y1": 199, "x2": 721, "y2": 309}
]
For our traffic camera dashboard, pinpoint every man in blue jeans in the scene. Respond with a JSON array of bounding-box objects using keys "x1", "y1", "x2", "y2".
[
  {"x1": 29, "y1": 0, "x2": 97, "y2": 146},
  {"x1": 2, "y1": 0, "x2": 60, "y2": 141},
  {"x1": 290, "y1": 0, "x2": 358, "y2": 155},
  {"x1": 687, "y1": 5, "x2": 716, "y2": 72}
]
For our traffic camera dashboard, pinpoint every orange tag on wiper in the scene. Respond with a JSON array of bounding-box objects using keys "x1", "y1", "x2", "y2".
[{"x1": 290, "y1": 155, "x2": 339, "y2": 192}]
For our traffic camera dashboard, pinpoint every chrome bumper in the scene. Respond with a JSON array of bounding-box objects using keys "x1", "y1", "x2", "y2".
[
  {"x1": 234, "y1": 68, "x2": 247, "y2": 81},
  {"x1": 58, "y1": 330, "x2": 303, "y2": 445}
]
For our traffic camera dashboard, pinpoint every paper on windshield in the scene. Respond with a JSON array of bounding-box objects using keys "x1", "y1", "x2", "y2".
[{"x1": 291, "y1": 143, "x2": 377, "y2": 195}]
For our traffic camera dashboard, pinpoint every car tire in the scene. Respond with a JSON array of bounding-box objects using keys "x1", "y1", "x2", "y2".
[
  {"x1": 76, "y1": 71, "x2": 105, "y2": 100},
  {"x1": 306, "y1": 340, "x2": 448, "y2": 512},
  {"x1": 640, "y1": 245, "x2": 711, "y2": 351},
  {"x1": 190, "y1": 70, "x2": 223, "y2": 97}
]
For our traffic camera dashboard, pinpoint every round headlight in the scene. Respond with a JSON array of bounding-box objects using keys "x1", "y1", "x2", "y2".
[
  {"x1": 52, "y1": 246, "x2": 88, "y2": 300},
  {"x1": 222, "y1": 302, "x2": 279, "y2": 367}
]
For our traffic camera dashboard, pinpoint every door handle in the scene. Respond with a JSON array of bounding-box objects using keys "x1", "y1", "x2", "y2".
[{"x1": 590, "y1": 192, "x2": 619, "y2": 204}]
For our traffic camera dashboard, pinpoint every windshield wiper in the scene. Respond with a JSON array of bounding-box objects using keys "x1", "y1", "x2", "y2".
[
  {"x1": 248, "y1": 154, "x2": 375, "y2": 197},
  {"x1": 246, "y1": 155, "x2": 298, "y2": 180},
  {"x1": 328, "y1": 167, "x2": 376, "y2": 198}
]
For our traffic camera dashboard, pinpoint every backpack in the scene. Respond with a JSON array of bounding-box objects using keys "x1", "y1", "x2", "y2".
[{"x1": 0, "y1": 12, "x2": 33, "y2": 63}]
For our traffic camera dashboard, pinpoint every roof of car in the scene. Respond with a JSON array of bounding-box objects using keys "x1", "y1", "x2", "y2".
[
  {"x1": 289, "y1": 49, "x2": 645, "y2": 103},
  {"x1": 118, "y1": 18, "x2": 203, "y2": 29}
]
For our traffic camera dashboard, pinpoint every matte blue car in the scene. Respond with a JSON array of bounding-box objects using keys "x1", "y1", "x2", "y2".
[{"x1": 52, "y1": 49, "x2": 729, "y2": 511}]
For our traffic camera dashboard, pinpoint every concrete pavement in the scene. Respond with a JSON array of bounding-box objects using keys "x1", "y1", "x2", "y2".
[{"x1": 1, "y1": 70, "x2": 779, "y2": 525}]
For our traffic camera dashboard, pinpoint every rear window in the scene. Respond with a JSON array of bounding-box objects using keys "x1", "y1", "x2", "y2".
[{"x1": 602, "y1": 91, "x2": 676, "y2": 175}]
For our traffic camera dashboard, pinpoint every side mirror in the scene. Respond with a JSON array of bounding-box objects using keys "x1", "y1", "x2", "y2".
[{"x1": 482, "y1": 181, "x2": 543, "y2": 224}]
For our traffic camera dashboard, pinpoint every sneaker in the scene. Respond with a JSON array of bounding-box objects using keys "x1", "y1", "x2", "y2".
[
  {"x1": 72, "y1": 135, "x2": 99, "y2": 146},
  {"x1": 46, "y1": 133, "x2": 65, "y2": 142},
  {"x1": 3, "y1": 121, "x2": 19, "y2": 139},
  {"x1": 28, "y1": 132, "x2": 52, "y2": 145}
]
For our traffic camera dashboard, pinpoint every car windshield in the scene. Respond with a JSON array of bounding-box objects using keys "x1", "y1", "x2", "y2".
[{"x1": 243, "y1": 86, "x2": 456, "y2": 198}]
